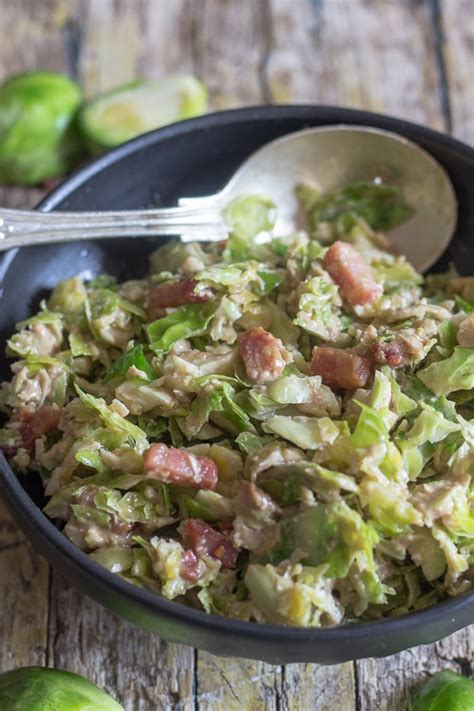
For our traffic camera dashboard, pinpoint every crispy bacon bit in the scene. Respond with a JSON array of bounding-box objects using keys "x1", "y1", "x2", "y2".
[
  {"x1": 323, "y1": 241, "x2": 383, "y2": 306},
  {"x1": 12, "y1": 406, "x2": 61, "y2": 455},
  {"x1": 1, "y1": 447, "x2": 16, "y2": 458},
  {"x1": 143, "y1": 443, "x2": 218, "y2": 490},
  {"x1": 371, "y1": 340, "x2": 408, "y2": 368},
  {"x1": 311, "y1": 346, "x2": 372, "y2": 390},
  {"x1": 217, "y1": 521, "x2": 234, "y2": 534},
  {"x1": 184, "y1": 519, "x2": 239, "y2": 569},
  {"x1": 238, "y1": 326, "x2": 291, "y2": 384},
  {"x1": 181, "y1": 549, "x2": 201, "y2": 581},
  {"x1": 148, "y1": 278, "x2": 212, "y2": 317}
]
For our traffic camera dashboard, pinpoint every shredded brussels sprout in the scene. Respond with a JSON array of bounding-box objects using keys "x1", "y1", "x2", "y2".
[{"x1": 1, "y1": 178, "x2": 472, "y2": 628}]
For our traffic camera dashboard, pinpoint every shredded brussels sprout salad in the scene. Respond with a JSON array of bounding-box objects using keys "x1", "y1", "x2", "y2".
[{"x1": 1, "y1": 180, "x2": 473, "y2": 627}]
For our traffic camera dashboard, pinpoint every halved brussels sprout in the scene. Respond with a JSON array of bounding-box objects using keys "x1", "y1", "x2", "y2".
[{"x1": 79, "y1": 75, "x2": 207, "y2": 153}]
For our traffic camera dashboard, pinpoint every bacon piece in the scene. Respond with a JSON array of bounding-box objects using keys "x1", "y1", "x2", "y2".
[
  {"x1": 181, "y1": 549, "x2": 201, "y2": 581},
  {"x1": 148, "y1": 278, "x2": 212, "y2": 317},
  {"x1": 238, "y1": 326, "x2": 291, "y2": 384},
  {"x1": 184, "y1": 519, "x2": 239, "y2": 568},
  {"x1": 311, "y1": 346, "x2": 372, "y2": 390},
  {"x1": 323, "y1": 241, "x2": 383, "y2": 306},
  {"x1": 371, "y1": 340, "x2": 408, "y2": 368},
  {"x1": 1, "y1": 447, "x2": 17, "y2": 458},
  {"x1": 143, "y1": 443, "x2": 218, "y2": 490},
  {"x1": 12, "y1": 406, "x2": 61, "y2": 455},
  {"x1": 217, "y1": 521, "x2": 233, "y2": 534}
]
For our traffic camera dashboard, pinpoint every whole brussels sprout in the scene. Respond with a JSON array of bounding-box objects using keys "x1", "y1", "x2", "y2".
[
  {"x1": 0, "y1": 71, "x2": 83, "y2": 184},
  {"x1": 0, "y1": 667, "x2": 124, "y2": 710},
  {"x1": 412, "y1": 669, "x2": 474, "y2": 711}
]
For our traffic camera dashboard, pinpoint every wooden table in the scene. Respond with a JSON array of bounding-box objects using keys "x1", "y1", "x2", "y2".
[{"x1": 0, "y1": 1, "x2": 472, "y2": 709}]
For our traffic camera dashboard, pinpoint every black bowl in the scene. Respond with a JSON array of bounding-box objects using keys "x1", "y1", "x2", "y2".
[{"x1": 1, "y1": 106, "x2": 474, "y2": 664}]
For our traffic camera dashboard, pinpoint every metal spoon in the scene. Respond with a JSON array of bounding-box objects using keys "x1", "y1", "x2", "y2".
[{"x1": 0, "y1": 125, "x2": 457, "y2": 272}]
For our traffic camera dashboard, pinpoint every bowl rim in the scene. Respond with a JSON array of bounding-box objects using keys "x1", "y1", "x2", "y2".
[
  {"x1": 2, "y1": 103, "x2": 474, "y2": 644},
  {"x1": 40, "y1": 103, "x2": 474, "y2": 215}
]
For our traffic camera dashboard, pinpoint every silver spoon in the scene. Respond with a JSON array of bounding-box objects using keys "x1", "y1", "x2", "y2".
[{"x1": 0, "y1": 125, "x2": 457, "y2": 273}]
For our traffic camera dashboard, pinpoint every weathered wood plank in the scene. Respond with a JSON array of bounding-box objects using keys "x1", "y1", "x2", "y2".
[
  {"x1": 76, "y1": 0, "x2": 196, "y2": 96},
  {"x1": 441, "y1": 0, "x2": 474, "y2": 144},
  {"x1": 357, "y1": 627, "x2": 474, "y2": 711},
  {"x1": 0, "y1": 0, "x2": 68, "y2": 674},
  {"x1": 0, "y1": 0, "x2": 70, "y2": 81},
  {"x1": 266, "y1": 0, "x2": 446, "y2": 131},
  {"x1": 193, "y1": 0, "x2": 270, "y2": 108},
  {"x1": 196, "y1": 653, "x2": 282, "y2": 710},
  {"x1": 0, "y1": 501, "x2": 49, "y2": 671},
  {"x1": 282, "y1": 662, "x2": 356, "y2": 711},
  {"x1": 77, "y1": 0, "x2": 148, "y2": 95},
  {"x1": 47, "y1": 573, "x2": 194, "y2": 711},
  {"x1": 137, "y1": 0, "x2": 196, "y2": 79}
]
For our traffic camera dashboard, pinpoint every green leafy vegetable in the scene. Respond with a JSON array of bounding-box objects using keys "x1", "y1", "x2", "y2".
[
  {"x1": 411, "y1": 669, "x2": 474, "y2": 711},
  {"x1": 303, "y1": 180, "x2": 415, "y2": 232},
  {"x1": 255, "y1": 270, "x2": 283, "y2": 295},
  {"x1": 75, "y1": 385, "x2": 148, "y2": 451},
  {"x1": 104, "y1": 344, "x2": 155, "y2": 383},
  {"x1": 372, "y1": 258, "x2": 422, "y2": 290},
  {"x1": 351, "y1": 401, "x2": 389, "y2": 448},
  {"x1": 266, "y1": 373, "x2": 322, "y2": 404},
  {"x1": 183, "y1": 382, "x2": 256, "y2": 436},
  {"x1": 267, "y1": 502, "x2": 382, "y2": 603},
  {"x1": 79, "y1": 75, "x2": 207, "y2": 153},
  {"x1": 49, "y1": 277, "x2": 87, "y2": 316},
  {"x1": 69, "y1": 333, "x2": 95, "y2": 357},
  {"x1": 223, "y1": 195, "x2": 276, "y2": 260},
  {"x1": 224, "y1": 195, "x2": 276, "y2": 240},
  {"x1": 146, "y1": 302, "x2": 215, "y2": 354},
  {"x1": 263, "y1": 415, "x2": 342, "y2": 450},
  {"x1": 455, "y1": 295, "x2": 474, "y2": 314},
  {"x1": 235, "y1": 432, "x2": 274, "y2": 453},
  {"x1": 0, "y1": 666, "x2": 124, "y2": 710},
  {"x1": 404, "y1": 405, "x2": 460, "y2": 445},
  {"x1": 75, "y1": 450, "x2": 106, "y2": 474},
  {"x1": 294, "y1": 276, "x2": 342, "y2": 342},
  {"x1": 0, "y1": 71, "x2": 83, "y2": 185},
  {"x1": 418, "y1": 348, "x2": 474, "y2": 395}
]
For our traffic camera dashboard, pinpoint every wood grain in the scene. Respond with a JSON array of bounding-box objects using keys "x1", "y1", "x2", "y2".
[
  {"x1": 193, "y1": 0, "x2": 270, "y2": 108},
  {"x1": 357, "y1": 627, "x2": 474, "y2": 711},
  {"x1": 47, "y1": 574, "x2": 194, "y2": 711},
  {"x1": 0, "y1": 501, "x2": 49, "y2": 672},
  {"x1": 441, "y1": 0, "x2": 474, "y2": 144},
  {"x1": 0, "y1": 2, "x2": 473, "y2": 710},
  {"x1": 266, "y1": 0, "x2": 447, "y2": 131},
  {"x1": 0, "y1": 1, "x2": 63, "y2": 671},
  {"x1": 196, "y1": 654, "x2": 282, "y2": 710},
  {"x1": 0, "y1": 0, "x2": 69, "y2": 81},
  {"x1": 282, "y1": 662, "x2": 356, "y2": 711}
]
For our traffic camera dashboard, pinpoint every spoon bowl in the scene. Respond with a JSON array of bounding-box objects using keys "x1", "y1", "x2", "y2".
[{"x1": 180, "y1": 125, "x2": 458, "y2": 272}]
